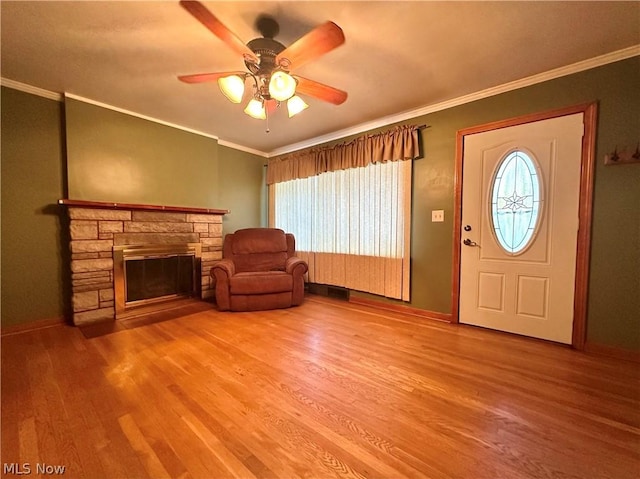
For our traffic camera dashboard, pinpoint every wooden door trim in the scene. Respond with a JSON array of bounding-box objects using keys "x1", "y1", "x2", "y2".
[{"x1": 451, "y1": 102, "x2": 598, "y2": 350}]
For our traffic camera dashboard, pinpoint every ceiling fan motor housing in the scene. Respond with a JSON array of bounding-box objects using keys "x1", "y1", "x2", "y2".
[{"x1": 245, "y1": 37, "x2": 287, "y2": 76}]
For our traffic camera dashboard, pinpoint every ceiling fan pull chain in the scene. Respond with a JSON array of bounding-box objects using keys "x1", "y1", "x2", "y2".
[{"x1": 265, "y1": 107, "x2": 270, "y2": 134}]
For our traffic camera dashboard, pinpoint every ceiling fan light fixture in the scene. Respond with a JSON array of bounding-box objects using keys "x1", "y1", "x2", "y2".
[
  {"x1": 244, "y1": 98, "x2": 266, "y2": 119},
  {"x1": 179, "y1": 3, "x2": 348, "y2": 128},
  {"x1": 218, "y1": 75, "x2": 245, "y2": 103},
  {"x1": 287, "y1": 95, "x2": 309, "y2": 117},
  {"x1": 268, "y1": 71, "x2": 297, "y2": 102}
]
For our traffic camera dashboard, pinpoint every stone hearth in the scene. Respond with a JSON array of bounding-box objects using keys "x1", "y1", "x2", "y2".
[{"x1": 60, "y1": 200, "x2": 228, "y2": 325}]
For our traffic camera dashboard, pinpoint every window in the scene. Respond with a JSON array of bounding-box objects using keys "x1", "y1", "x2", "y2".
[
  {"x1": 490, "y1": 150, "x2": 542, "y2": 254},
  {"x1": 273, "y1": 160, "x2": 411, "y2": 300}
]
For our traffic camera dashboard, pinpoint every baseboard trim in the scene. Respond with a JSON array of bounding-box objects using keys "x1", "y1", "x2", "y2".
[
  {"x1": 348, "y1": 297, "x2": 451, "y2": 323},
  {"x1": 1, "y1": 316, "x2": 67, "y2": 337},
  {"x1": 584, "y1": 342, "x2": 640, "y2": 363}
]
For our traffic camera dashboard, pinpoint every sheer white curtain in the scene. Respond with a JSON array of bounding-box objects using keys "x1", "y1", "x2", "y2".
[{"x1": 273, "y1": 160, "x2": 411, "y2": 300}]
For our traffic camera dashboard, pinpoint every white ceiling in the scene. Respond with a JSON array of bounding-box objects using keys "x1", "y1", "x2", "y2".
[{"x1": 2, "y1": 1, "x2": 639, "y2": 156}]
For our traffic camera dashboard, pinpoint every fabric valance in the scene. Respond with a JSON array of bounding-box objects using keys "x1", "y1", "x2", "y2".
[{"x1": 266, "y1": 124, "x2": 422, "y2": 185}]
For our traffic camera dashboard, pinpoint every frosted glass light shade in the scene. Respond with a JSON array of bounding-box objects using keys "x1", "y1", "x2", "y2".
[
  {"x1": 244, "y1": 99, "x2": 266, "y2": 119},
  {"x1": 268, "y1": 71, "x2": 296, "y2": 101},
  {"x1": 218, "y1": 75, "x2": 245, "y2": 103},
  {"x1": 287, "y1": 96, "x2": 309, "y2": 117}
]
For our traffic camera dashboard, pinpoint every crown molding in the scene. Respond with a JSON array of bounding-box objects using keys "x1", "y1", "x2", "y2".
[
  {"x1": 3, "y1": 45, "x2": 638, "y2": 158},
  {"x1": 1, "y1": 79, "x2": 271, "y2": 155},
  {"x1": 0, "y1": 78, "x2": 63, "y2": 101},
  {"x1": 218, "y1": 139, "x2": 268, "y2": 158},
  {"x1": 268, "y1": 45, "x2": 640, "y2": 156},
  {"x1": 63, "y1": 93, "x2": 220, "y2": 141}
]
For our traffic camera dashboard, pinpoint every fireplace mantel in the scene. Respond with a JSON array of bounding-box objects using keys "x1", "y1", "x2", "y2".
[{"x1": 58, "y1": 199, "x2": 229, "y2": 216}]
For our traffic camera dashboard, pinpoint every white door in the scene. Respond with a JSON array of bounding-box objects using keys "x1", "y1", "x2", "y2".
[{"x1": 459, "y1": 113, "x2": 584, "y2": 344}]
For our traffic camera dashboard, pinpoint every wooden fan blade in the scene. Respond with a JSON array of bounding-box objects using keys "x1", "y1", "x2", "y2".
[
  {"x1": 276, "y1": 22, "x2": 345, "y2": 70},
  {"x1": 295, "y1": 76, "x2": 347, "y2": 105},
  {"x1": 178, "y1": 71, "x2": 246, "y2": 83},
  {"x1": 180, "y1": 1, "x2": 258, "y2": 62}
]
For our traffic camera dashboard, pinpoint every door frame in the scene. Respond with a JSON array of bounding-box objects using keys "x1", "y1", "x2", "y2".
[{"x1": 451, "y1": 103, "x2": 598, "y2": 349}]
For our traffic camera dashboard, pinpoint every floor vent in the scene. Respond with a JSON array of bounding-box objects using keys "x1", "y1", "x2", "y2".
[{"x1": 307, "y1": 283, "x2": 350, "y2": 301}]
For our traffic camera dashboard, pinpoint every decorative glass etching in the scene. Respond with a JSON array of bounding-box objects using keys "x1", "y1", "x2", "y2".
[{"x1": 490, "y1": 150, "x2": 542, "y2": 254}]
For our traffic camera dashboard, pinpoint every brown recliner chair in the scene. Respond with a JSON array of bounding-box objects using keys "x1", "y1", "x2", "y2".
[{"x1": 211, "y1": 228, "x2": 308, "y2": 311}]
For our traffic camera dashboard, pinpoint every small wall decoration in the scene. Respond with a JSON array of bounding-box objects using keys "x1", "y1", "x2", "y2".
[{"x1": 604, "y1": 144, "x2": 640, "y2": 165}]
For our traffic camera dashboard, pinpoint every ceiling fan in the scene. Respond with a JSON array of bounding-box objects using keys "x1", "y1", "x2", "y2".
[{"x1": 177, "y1": 0, "x2": 348, "y2": 124}]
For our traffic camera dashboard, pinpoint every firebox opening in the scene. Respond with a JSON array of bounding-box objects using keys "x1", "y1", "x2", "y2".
[
  {"x1": 126, "y1": 255, "x2": 194, "y2": 302},
  {"x1": 114, "y1": 243, "x2": 202, "y2": 318}
]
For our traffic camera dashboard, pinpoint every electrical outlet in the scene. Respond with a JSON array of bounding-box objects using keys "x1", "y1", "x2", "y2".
[{"x1": 432, "y1": 210, "x2": 445, "y2": 222}]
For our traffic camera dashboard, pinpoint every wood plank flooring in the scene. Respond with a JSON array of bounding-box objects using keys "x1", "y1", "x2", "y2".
[{"x1": 2, "y1": 295, "x2": 639, "y2": 478}]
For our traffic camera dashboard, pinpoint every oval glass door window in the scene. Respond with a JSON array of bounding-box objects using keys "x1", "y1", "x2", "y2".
[{"x1": 490, "y1": 150, "x2": 542, "y2": 254}]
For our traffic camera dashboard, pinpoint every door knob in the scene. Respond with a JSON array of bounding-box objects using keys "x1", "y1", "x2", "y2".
[
  {"x1": 464, "y1": 225, "x2": 472, "y2": 231},
  {"x1": 463, "y1": 238, "x2": 478, "y2": 247}
]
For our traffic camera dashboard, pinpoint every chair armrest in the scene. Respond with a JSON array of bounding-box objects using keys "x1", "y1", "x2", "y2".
[
  {"x1": 286, "y1": 256, "x2": 308, "y2": 276},
  {"x1": 211, "y1": 259, "x2": 235, "y2": 279},
  {"x1": 211, "y1": 259, "x2": 234, "y2": 311}
]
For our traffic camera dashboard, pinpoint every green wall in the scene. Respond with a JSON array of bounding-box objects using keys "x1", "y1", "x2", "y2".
[
  {"x1": 1, "y1": 90, "x2": 265, "y2": 328},
  {"x1": 585, "y1": 59, "x2": 640, "y2": 350},
  {"x1": 217, "y1": 145, "x2": 267, "y2": 233},
  {"x1": 1, "y1": 87, "x2": 67, "y2": 327},
  {"x1": 65, "y1": 98, "x2": 220, "y2": 209},
  {"x1": 327, "y1": 57, "x2": 640, "y2": 351}
]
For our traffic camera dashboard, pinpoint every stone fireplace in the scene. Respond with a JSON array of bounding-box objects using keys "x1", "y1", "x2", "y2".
[{"x1": 60, "y1": 199, "x2": 228, "y2": 326}]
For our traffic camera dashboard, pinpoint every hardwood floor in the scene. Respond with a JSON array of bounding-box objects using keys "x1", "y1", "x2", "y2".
[{"x1": 2, "y1": 295, "x2": 639, "y2": 478}]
